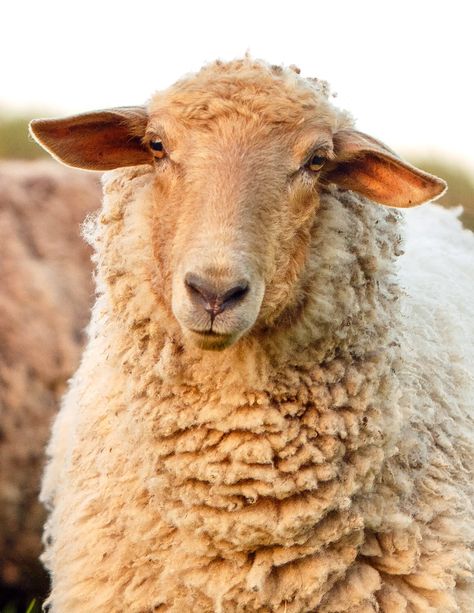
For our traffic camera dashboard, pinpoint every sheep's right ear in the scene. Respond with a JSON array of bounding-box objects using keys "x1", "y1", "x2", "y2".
[{"x1": 29, "y1": 107, "x2": 152, "y2": 171}]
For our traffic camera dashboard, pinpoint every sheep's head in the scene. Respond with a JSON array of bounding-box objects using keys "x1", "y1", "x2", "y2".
[{"x1": 30, "y1": 59, "x2": 445, "y2": 351}]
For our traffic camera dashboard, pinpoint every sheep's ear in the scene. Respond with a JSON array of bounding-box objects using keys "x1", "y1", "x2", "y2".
[
  {"x1": 325, "y1": 129, "x2": 446, "y2": 207},
  {"x1": 29, "y1": 107, "x2": 152, "y2": 171}
]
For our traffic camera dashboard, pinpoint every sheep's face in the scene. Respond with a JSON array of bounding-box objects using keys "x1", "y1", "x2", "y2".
[
  {"x1": 145, "y1": 66, "x2": 355, "y2": 350},
  {"x1": 30, "y1": 59, "x2": 446, "y2": 351},
  {"x1": 147, "y1": 104, "x2": 338, "y2": 350}
]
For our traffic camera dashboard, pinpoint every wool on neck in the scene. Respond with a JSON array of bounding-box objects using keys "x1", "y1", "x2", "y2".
[{"x1": 64, "y1": 167, "x2": 407, "y2": 610}]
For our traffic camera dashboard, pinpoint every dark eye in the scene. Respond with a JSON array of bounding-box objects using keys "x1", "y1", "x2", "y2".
[
  {"x1": 150, "y1": 139, "x2": 166, "y2": 159},
  {"x1": 307, "y1": 153, "x2": 327, "y2": 172}
]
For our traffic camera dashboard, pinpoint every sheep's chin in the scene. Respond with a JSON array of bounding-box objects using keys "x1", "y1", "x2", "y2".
[{"x1": 183, "y1": 329, "x2": 243, "y2": 351}]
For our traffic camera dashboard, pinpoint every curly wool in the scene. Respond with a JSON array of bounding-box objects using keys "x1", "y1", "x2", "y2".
[
  {"x1": 38, "y1": 60, "x2": 474, "y2": 612},
  {"x1": 41, "y1": 155, "x2": 473, "y2": 611}
]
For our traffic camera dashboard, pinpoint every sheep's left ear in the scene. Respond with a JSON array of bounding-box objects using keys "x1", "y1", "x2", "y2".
[
  {"x1": 324, "y1": 130, "x2": 446, "y2": 207},
  {"x1": 29, "y1": 107, "x2": 151, "y2": 171}
]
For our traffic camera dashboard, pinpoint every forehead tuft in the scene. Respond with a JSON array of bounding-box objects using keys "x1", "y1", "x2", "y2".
[{"x1": 148, "y1": 58, "x2": 348, "y2": 130}]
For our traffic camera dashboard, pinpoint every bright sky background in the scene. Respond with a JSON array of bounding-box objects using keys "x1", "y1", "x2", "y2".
[{"x1": 2, "y1": 0, "x2": 473, "y2": 168}]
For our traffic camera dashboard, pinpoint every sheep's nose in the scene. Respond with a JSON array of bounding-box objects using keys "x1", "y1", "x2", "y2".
[{"x1": 184, "y1": 273, "x2": 249, "y2": 317}]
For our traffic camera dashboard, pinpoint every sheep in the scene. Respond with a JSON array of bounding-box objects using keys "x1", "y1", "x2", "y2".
[
  {"x1": 0, "y1": 160, "x2": 100, "y2": 600},
  {"x1": 30, "y1": 58, "x2": 474, "y2": 612}
]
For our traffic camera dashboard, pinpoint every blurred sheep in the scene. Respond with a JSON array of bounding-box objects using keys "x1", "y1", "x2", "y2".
[{"x1": 0, "y1": 160, "x2": 100, "y2": 598}]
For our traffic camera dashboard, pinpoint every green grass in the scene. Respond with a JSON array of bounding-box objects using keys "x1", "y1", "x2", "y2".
[
  {"x1": 0, "y1": 600, "x2": 41, "y2": 613},
  {"x1": 408, "y1": 157, "x2": 474, "y2": 231},
  {"x1": 0, "y1": 114, "x2": 48, "y2": 160},
  {"x1": 25, "y1": 600, "x2": 38, "y2": 613}
]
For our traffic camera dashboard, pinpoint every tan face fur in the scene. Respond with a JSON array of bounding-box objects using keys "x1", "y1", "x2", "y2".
[
  {"x1": 147, "y1": 81, "x2": 341, "y2": 349},
  {"x1": 30, "y1": 60, "x2": 446, "y2": 351}
]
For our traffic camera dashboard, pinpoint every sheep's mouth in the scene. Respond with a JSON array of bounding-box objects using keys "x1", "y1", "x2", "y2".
[
  {"x1": 188, "y1": 329, "x2": 238, "y2": 351},
  {"x1": 191, "y1": 329, "x2": 221, "y2": 337}
]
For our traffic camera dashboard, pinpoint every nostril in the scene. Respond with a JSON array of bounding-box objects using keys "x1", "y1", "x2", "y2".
[
  {"x1": 221, "y1": 282, "x2": 249, "y2": 307},
  {"x1": 184, "y1": 273, "x2": 210, "y2": 301},
  {"x1": 184, "y1": 273, "x2": 250, "y2": 315},
  {"x1": 185, "y1": 273, "x2": 226, "y2": 307}
]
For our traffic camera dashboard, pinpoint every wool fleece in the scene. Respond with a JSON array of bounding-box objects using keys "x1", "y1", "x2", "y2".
[{"x1": 35, "y1": 60, "x2": 473, "y2": 612}]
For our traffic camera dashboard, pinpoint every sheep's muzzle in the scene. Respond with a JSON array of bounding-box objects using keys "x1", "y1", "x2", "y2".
[{"x1": 171, "y1": 257, "x2": 265, "y2": 351}]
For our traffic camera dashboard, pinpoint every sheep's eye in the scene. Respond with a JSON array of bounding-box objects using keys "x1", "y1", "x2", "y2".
[
  {"x1": 150, "y1": 140, "x2": 166, "y2": 159},
  {"x1": 307, "y1": 153, "x2": 327, "y2": 172}
]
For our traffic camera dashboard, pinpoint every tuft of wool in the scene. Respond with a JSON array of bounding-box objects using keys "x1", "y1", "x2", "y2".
[
  {"x1": 0, "y1": 161, "x2": 100, "y2": 595},
  {"x1": 39, "y1": 62, "x2": 473, "y2": 612}
]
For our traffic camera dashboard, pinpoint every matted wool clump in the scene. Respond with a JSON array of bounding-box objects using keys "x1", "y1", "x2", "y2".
[{"x1": 31, "y1": 58, "x2": 474, "y2": 612}]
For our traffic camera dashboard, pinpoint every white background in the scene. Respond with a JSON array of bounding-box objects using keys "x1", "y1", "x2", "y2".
[{"x1": 2, "y1": 0, "x2": 473, "y2": 168}]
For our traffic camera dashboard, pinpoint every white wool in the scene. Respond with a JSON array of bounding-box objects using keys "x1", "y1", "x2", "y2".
[{"x1": 400, "y1": 204, "x2": 474, "y2": 362}]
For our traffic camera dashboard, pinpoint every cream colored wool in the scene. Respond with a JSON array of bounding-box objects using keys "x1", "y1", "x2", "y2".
[{"x1": 38, "y1": 61, "x2": 473, "y2": 612}]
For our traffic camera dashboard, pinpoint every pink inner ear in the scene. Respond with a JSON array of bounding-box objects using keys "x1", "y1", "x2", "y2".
[
  {"x1": 327, "y1": 133, "x2": 446, "y2": 208},
  {"x1": 30, "y1": 108, "x2": 152, "y2": 171}
]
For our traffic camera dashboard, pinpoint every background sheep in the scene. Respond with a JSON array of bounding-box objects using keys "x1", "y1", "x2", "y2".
[
  {"x1": 31, "y1": 59, "x2": 473, "y2": 612},
  {"x1": 0, "y1": 161, "x2": 99, "y2": 602}
]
